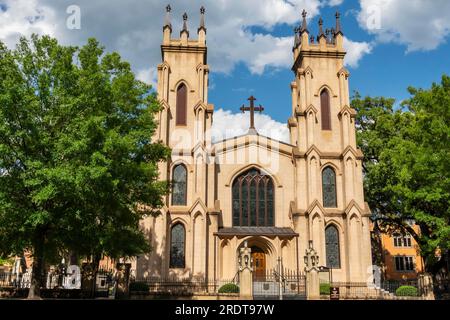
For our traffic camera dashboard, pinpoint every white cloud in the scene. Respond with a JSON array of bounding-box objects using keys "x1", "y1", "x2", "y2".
[
  {"x1": 357, "y1": 0, "x2": 450, "y2": 52},
  {"x1": 136, "y1": 67, "x2": 158, "y2": 89},
  {"x1": 328, "y1": 0, "x2": 344, "y2": 6},
  {"x1": 0, "y1": 0, "x2": 349, "y2": 77},
  {"x1": 0, "y1": 0, "x2": 58, "y2": 48},
  {"x1": 344, "y1": 37, "x2": 373, "y2": 68},
  {"x1": 0, "y1": 1, "x2": 375, "y2": 144},
  {"x1": 226, "y1": 33, "x2": 293, "y2": 75},
  {"x1": 211, "y1": 109, "x2": 290, "y2": 144}
]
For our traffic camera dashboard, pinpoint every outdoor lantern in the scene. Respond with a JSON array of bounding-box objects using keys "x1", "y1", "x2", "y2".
[
  {"x1": 311, "y1": 255, "x2": 316, "y2": 265},
  {"x1": 238, "y1": 256, "x2": 242, "y2": 266},
  {"x1": 244, "y1": 255, "x2": 249, "y2": 266},
  {"x1": 315, "y1": 255, "x2": 319, "y2": 266}
]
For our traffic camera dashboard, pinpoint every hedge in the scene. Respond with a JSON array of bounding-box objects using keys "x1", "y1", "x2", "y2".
[
  {"x1": 395, "y1": 286, "x2": 418, "y2": 297},
  {"x1": 218, "y1": 283, "x2": 239, "y2": 294},
  {"x1": 320, "y1": 283, "x2": 331, "y2": 295}
]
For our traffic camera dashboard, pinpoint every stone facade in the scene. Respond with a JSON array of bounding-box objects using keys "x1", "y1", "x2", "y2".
[{"x1": 135, "y1": 8, "x2": 373, "y2": 284}]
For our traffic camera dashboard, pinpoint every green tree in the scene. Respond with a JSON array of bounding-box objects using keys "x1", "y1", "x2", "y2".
[
  {"x1": 353, "y1": 76, "x2": 450, "y2": 273},
  {"x1": 0, "y1": 35, "x2": 170, "y2": 298}
]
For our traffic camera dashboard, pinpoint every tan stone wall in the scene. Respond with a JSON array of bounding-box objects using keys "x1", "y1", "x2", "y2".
[{"x1": 137, "y1": 15, "x2": 373, "y2": 285}]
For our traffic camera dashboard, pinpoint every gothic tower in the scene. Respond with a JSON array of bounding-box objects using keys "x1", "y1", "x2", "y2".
[
  {"x1": 147, "y1": 6, "x2": 213, "y2": 278},
  {"x1": 289, "y1": 11, "x2": 372, "y2": 282}
]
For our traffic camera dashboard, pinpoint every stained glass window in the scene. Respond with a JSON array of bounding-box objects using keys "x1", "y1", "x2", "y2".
[
  {"x1": 321, "y1": 89, "x2": 331, "y2": 130},
  {"x1": 267, "y1": 180, "x2": 274, "y2": 226},
  {"x1": 232, "y1": 169, "x2": 274, "y2": 227},
  {"x1": 172, "y1": 164, "x2": 187, "y2": 206},
  {"x1": 169, "y1": 223, "x2": 185, "y2": 268},
  {"x1": 325, "y1": 225, "x2": 340, "y2": 268},
  {"x1": 176, "y1": 83, "x2": 187, "y2": 125},
  {"x1": 322, "y1": 167, "x2": 337, "y2": 208}
]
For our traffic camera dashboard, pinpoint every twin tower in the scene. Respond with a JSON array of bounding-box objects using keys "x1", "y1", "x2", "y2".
[{"x1": 155, "y1": 6, "x2": 357, "y2": 161}]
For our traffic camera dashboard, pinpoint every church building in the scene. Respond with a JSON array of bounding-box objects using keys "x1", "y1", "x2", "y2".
[{"x1": 135, "y1": 6, "x2": 373, "y2": 284}]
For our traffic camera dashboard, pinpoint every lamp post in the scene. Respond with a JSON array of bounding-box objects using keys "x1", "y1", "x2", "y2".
[
  {"x1": 238, "y1": 241, "x2": 253, "y2": 299},
  {"x1": 304, "y1": 241, "x2": 319, "y2": 270},
  {"x1": 276, "y1": 256, "x2": 285, "y2": 300},
  {"x1": 304, "y1": 240, "x2": 320, "y2": 299},
  {"x1": 58, "y1": 258, "x2": 67, "y2": 289}
]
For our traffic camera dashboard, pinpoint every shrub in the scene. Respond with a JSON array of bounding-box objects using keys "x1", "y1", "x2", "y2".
[
  {"x1": 218, "y1": 283, "x2": 239, "y2": 294},
  {"x1": 129, "y1": 282, "x2": 150, "y2": 292},
  {"x1": 320, "y1": 283, "x2": 331, "y2": 295},
  {"x1": 395, "y1": 286, "x2": 418, "y2": 297}
]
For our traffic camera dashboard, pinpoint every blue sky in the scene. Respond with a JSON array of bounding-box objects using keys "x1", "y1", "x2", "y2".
[
  {"x1": 0, "y1": 0, "x2": 449, "y2": 136},
  {"x1": 209, "y1": 1, "x2": 450, "y2": 123}
]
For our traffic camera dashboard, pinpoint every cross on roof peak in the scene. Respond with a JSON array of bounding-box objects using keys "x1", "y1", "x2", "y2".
[{"x1": 240, "y1": 96, "x2": 264, "y2": 131}]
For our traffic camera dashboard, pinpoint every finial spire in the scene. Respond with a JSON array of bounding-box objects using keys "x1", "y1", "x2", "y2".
[
  {"x1": 198, "y1": 6, "x2": 207, "y2": 33},
  {"x1": 181, "y1": 12, "x2": 189, "y2": 37},
  {"x1": 293, "y1": 27, "x2": 300, "y2": 49},
  {"x1": 300, "y1": 9, "x2": 309, "y2": 34},
  {"x1": 335, "y1": 11, "x2": 343, "y2": 35},
  {"x1": 164, "y1": 4, "x2": 172, "y2": 30},
  {"x1": 325, "y1": 28, "x2": 331, "y2": 43},
  {"x1": 330, "y1": 27, "x2": 336, "y2": 44},
  {"x1": 318, "y1": 17, "x2": 325, "y2": 40}
]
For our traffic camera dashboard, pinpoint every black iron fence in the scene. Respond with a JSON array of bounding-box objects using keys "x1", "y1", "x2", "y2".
[
  {"x1": 380, "y1": 279, "x2": 419, "y2": 294},
  {"x1": 129, "y1": 277, "x2": 238, "y2": 296},
  {"x1": 319, "y1": 279, "x2": 425, "y2": 299},
  {"x1": 434, "y1": 279, "x2": 450, "y2": 300},
  {"x1": 328, "y1": 282, "x2": 384, "y2": 299},
  {"x1": 0, "y1": 269, "x2": 115, "y2": 298},
  {"x1": 0, "y1": 272, "x2": 31, "y2": 288},
  {"x1": 253, "y1": 268, "x2": 306, "y2": 300}
]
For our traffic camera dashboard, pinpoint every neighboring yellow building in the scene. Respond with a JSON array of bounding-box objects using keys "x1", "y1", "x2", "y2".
[{"x1": 372, "y1": 222, "x2": 425, "y2": 281}]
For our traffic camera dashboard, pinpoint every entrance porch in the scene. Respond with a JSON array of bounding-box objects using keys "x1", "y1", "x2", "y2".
[{"x1": 214, "y1": 227, "x2": 300, "y2": 282}]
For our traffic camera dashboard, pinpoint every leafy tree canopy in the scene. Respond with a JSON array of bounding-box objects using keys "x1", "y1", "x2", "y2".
[
  {"x1": 353, "y1": 75, "x2": 450, "y2": 271},
  {"x1": 0, "y1": 35, "x2": 170, "y2": 297}
]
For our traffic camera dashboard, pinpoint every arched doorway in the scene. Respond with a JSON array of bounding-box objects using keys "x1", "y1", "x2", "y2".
[{"x1": 251, "y1": 246, "x2": 266, "y2": 280}]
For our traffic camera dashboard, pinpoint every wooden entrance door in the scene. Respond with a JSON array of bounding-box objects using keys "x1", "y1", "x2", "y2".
[{"x1": 251, "y1": 247, "x2": 266, "y2": 280}]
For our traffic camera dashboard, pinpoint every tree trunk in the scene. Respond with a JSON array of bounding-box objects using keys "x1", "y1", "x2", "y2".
[
  {"x1": 90, "y1": 254, "x2": 101, "y2": 298},
  {"x1": 27, "y1": 239, "x2": 45, "y2": 299}
]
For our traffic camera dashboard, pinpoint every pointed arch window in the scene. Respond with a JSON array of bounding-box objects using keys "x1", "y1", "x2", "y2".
[
  {"x1": 176, "y1": 83, "x2": 187, "y2": 126},
  {"x1": 325, "y1": 225, "x2": 341, "y2": 268},
  {"x1": 322, "y1": 167, "x2": 337, "y2": 207},
  {"x1": 170, "y1": 223, "x2": 185, "y2": 268},
  {"x1": 172, "y1": 164, "x2": 187, "y2": 206},
  {"x1": 321, "y1": 89, "x2": 331, "y2": 130},
  {"x1": 232, "y1": 169, "x2": 274, "y2": 227}
]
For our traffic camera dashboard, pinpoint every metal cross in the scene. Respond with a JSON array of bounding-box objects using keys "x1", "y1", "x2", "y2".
[{"x1": 240, "y1": 96, "x2": 264, "y2": 130}]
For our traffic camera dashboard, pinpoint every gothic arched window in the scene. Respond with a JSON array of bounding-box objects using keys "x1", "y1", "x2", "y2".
[
  {"x1": 172, "y1": 164, "x2": 187, "y2": 206},
  {"x1": 322, "y1": 167, "x2": 337, "y2": 207},
  {"x1": 176, "y1": 83, "x2": 187, "y2": 126},
  {"x1": 169, "y1": 223, "x2": 185, "y2": 268},
  {"x1": 232, "y1": 169, "x2": 274, "y2": 227},
  {"x1": 325, "y1": 225, "x2": 340, "y2": 268},
  {"x1": 320, "y1": 89, "x2": 331, "y2": 130}
]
